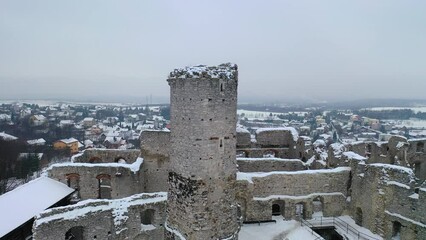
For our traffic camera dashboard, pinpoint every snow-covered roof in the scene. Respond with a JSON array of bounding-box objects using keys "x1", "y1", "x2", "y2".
[
  {"x1": 168, "y1": 63, "x2": 237, "y2": 80},
  {"x1": 0, "y1": 131, "x2": 18, "y2": 141},
  {"x1": 58, "y1": 138, "x2": 79, "y2": 144},
  {"x1": 27, "y1": 138, "x2": 46, "y2": 145},
  {"x1": 0, "y1": 177, "x2": 74, "y2": 238}
]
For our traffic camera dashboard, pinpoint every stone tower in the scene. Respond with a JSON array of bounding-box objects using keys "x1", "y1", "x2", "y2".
[{"x1": 166, "y1": 63, "x2": 239, "y2": 240}]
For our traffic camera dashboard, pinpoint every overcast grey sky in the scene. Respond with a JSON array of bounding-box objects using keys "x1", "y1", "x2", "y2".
[{"x1": 1, "y1": 0, "x2": 425, "y2": 103}]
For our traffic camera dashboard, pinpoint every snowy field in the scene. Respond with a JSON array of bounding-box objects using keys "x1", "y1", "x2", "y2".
[{"x1": 383, "y1": 119, "x2": 426, "y2": 129}]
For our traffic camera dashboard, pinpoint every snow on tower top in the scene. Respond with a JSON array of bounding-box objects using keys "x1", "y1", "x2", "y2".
[{"x1": 168, "y1": 63, "x2": 237, "y2": 80}]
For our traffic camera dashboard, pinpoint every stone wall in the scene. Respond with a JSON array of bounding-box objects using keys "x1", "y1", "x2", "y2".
[
  {"x1": 47, "y1": 160, "x2": 143, "y2": 200},
  {"x1": 166, "y1": 63, "x2": 239, "y2": 240},
  {"x1": 73, "y1": 149, "x2": 141, "y2": 164},
  {"x1": 236, "y1": 167, "x2": 350, "y2": 222},
  {"x1": 33, "y1": 193, "x2": 167, "y2": 240},
  {"x1": 236, "y1": 128, "x2": 251, "y2": 148},
  {"x1": 140, "y1": 130, "x2": 170, "y2": 192},
  {"x1": 237, "y1": 158, "x2": 306, "y2": 172},
  {"x1": 349, "y1": 160, "x2": 426, "y2": 238}
]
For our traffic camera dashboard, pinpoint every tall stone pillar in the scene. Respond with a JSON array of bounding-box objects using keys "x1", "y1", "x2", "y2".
[{"x1": 166, "y1": 63, "x2": 239, "y2": 240}]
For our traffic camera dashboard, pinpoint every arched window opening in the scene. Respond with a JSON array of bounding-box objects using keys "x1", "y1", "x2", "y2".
[
  {"x1": 355, "y1": 207, "x2": 363, "y2": 226},
  {"x1": 89, "y1": 157, "x2": 102, "y2": 163},
  {"x1": 272, "y1": 204, "x2": 281, "y2": 216},
  {"x1": 141, "y1": 209, "x2": 156, "y2": 231},
  {"x1": 66, "y1": 173, "x2": 80, "y2": 203},
  {"x1": 97, "y1": 174, "x2": 111, "y2": 199},
  {"x1": 272, "y1": 200, "x2": 285, "y2": 217},
  {"x1": 416, "y1": 142, "x2": 424, "y2": 153},
  {"x1": 236, "y1": 151, "x2": 247, "y2": 158},
  {"x1": 392, "y1": 221, "x2": 402, "y2": 238},
  {"x1": 65, "y1": 226, "x2": 84, "y2": 240},
  {"x1": 115, "y1": 157, "x2": 127, "y2": 164},
  {"x1": 263, "y1": 150, "x2": 276, "y2": 158}
]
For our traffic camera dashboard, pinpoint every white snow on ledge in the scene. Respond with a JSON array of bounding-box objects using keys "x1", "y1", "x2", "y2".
[
  {"x1": 343, "y1": 151, "x2": 367, "y2": 161},
  {"x1": 237, "y1": 167, "x2": 351, "y2": 183},
  {"x1": 386, "y1": 181, "x2": 410, "y2": 189},
  {"x1": 237, "y1": 157, "x2": 304, "y2": 162},
  {"x1": 46, "y1": 157, "x2": 144, "y2": 174},
  {"x1": 369, "y1": 163, "x2": 413, "y2": 175},
  {"x1": 253, "y1": 192, "x2": 345, "y2": 201},
  {"x1": 165, "y1": 221, "x2": 187, "y2": 240},
  {"x1": 385, "y1": 210, "x2": 426, "y2": 228}
]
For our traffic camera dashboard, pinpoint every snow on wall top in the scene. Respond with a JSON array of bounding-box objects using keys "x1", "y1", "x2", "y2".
[
  {"x1": 342, "y1": 151, "x2": 367, "y2": 161},
  {"x1": 237, "y1": 157, "x2": 304, "y2": 163},
  {"x1": 237, "y1": 167, "x2": 351, "y2": 183},
  {"x1": 34, "y1": 192, "x2": 167, "y2": 228},
  {"x1": 0, "y1": 177, "x2": 74, "y2": 238},
  {"x1": 255, "y1": 127, "x2": 299, "y2": 142},
  {"x1": 0, "y1": 131, "x2": 18, "y2": 141},
  {"x1": 236, "y1": 126, "x2": 250, "y2": 134},
  {"x1": 369, "y1": 163, "x2": 414, "y2": 175},
  {"x1": 47, "y1": 157, "x2": 143, "y2": 174},
  {"x1": 168, "y1": 63, "x2": 237, "y2": 80}
]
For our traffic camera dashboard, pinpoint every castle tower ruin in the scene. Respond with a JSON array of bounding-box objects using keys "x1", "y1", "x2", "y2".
[{"x1": 166, "y1": 63, "x2": 239, "y2": 239}]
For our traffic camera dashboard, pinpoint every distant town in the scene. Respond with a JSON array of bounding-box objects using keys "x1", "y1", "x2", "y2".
[{"x1": 1, "y1": 99, "x2": 426, "y2": 194}]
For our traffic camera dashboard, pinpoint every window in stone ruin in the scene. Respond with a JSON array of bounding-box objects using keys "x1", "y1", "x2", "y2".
[
  {"x1": 272, "y1": 200, "x2": 285, "y2": 217},
  {"x1": 236, "y1": 150, "x2": 247, "y2": 157},
  {"x1": 66, "y1": 173, "x2": 80, "y2": 202},
  {"x1": 263, "y1": 150, "x2": 276, "y2": 158},
  {"x1": 114, "y1": 157, "x2": 127, "y2": 163},
  {"x1": 295, "y1": 202, "x2": 305, "y2": 219},
  {"x1": 97, "y1": 174, "x2": 111, "y2": 199},
  {"x1": 355, "y1": 207, "x2": 363, "y2": 226},
  {"x1": 89, "y1": 157, "x2": 102, "y2": 163},
  {"x1": 65, "y1": 226, "x2": 84, "y2": 240},
  {"x1": 220, "y1": 139, "x2": 223, "y2": 148},
  {"x1": 141, "y1": 209, "x2": 156, "y2": 228},
  {"x1": 392, "y1": 221, "x2": 402, "y2": 238},
  {"x1": 416, "y1": 142, "x2": 424, "y2": 153},
  {"x1": 220, "y1": 82, "x2": 224, "y2": 92}
]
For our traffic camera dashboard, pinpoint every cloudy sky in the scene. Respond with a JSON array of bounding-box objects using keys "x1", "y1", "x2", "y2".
[{"x1": 0, "y1": 0, "x2": 425, "y2": 103}]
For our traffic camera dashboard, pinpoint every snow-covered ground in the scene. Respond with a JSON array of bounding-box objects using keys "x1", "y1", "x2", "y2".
[
  {"x1": 239, "y1": 215, "x2": 384, "y2": 240},
  {"x1": 239, "y1": 216, "x2": 321, "y2": 240}
]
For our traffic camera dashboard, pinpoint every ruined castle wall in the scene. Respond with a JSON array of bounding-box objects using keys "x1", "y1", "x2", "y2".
[
  {"x1": 140, "y1": 130, "x2": 170, "y2": 192},
  {"x1": 236, "y1": 129, "x2": 251, "y2": 148},
  {"x1": 33, "y1": 193, "x2": 167, "y2": 240},
  {"x1": 238, "y1": 167, "x2": 350, "y2": 198},
  {"x1": 47, "y1": 162, "x2": 143, "y2": 200},
  {"x1": 237, "y1": 158, "x2": 306, "y2": 172},
  {"x1": 73, "y1": 149, "x2": 141, "y2": 164},
  {"x1": 349, "y1": 161, "x2": 426, "y2": 238},
  {"x1": 236, "y1": 148, "x2": 294, "y2": 159},
  {"x1": 236, "y1": 168, "x2": 350, "y2": 222}
]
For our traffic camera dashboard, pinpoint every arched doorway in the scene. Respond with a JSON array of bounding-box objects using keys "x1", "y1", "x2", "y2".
[
  {"x1": 272, "y1": 200, "x2": 285, "y2": 218},
  {"x1": 392, "y1": 221, "x2": 402, "y2": 238},
  {"x1": 295, "y1": 202, "x2": 305, "y2": 219},
  {"x1": 312, "y1": 196, "x2": 323, "y2": 217},
  {"x1": 96, "y1": 174, "x2": 111, "y2": 199}
]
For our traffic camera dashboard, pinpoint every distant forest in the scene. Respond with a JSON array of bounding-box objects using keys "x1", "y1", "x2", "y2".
[{"x1": 354, "y1": 109, "x2": 426, "y2": 120}]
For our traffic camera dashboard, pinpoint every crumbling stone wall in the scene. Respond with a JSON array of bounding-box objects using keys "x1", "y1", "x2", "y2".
[
  {"x1": 73, "y1": 149, "x2": 141, "y2": 164},
  {"x1": 236, "y1": 128, "x2": 251, "y2": 148},
  {"x1": 237, "y1": 158, "x2": 306, "y2": 172},
  {"x1": 140, "y1": 130, "x2": 170, "y2": 192},
  {"x1": 33, "y1": 193, "x2": 167, "y2": 240},
  {"x1": 47, "y1": 163, "x2": 143, "y2": 200},
  {"x1": 349, "y1": 160, "x2": 426, "y2": 238},
  {"x1": 236, "y1": 168, "x2": 350, "y2": 222}
]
